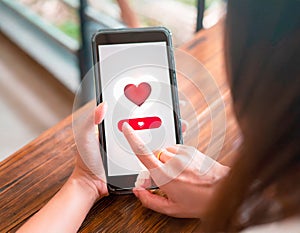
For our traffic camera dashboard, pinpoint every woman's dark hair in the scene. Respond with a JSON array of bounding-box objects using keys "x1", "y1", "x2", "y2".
[{"x1": 206, "y1": 0, "x2": 300, "y2": 231}]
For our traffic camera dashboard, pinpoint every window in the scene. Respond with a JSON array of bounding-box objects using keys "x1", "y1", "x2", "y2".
[{"x1": 0, "y1": 0, "x2": 226, "y2": 93}]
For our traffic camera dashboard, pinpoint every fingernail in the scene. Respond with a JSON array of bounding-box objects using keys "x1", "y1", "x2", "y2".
[
  {"x1": 122, "y1": 122, "x2": 132, "y2": 132},
  {"x1": 133, "y1": 188, "x2": 139, "y2": 197}
]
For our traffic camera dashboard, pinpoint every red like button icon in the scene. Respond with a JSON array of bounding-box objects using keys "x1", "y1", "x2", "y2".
[{"x1": 118, "y1": 117, "x2": 162, "y2": 131}]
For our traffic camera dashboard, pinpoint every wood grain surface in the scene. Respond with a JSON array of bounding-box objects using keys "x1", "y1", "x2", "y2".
[{"x1": 0, "y1": 21, "x2": 241, "y2": 232}]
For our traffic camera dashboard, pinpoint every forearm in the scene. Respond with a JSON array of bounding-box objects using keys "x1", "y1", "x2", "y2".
[
  {"x1": 18, "y1": 172, "x2": 98, "y2": 233},
  {"x1": 117, "y1": 0, "x2": 139, "y2": 27}
]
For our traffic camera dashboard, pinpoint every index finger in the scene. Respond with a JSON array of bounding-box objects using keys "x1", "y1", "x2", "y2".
[{"x1": 122, "y1": 122, "x2": 161, "y2": 170}]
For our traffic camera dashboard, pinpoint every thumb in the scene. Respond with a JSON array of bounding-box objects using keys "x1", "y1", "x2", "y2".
[
  {"x1": 95, "y1": 102, "x2": 107, "y2": 124},
  {"x1": 133, "y1": 188, "x2": 173, "y2": 215}
]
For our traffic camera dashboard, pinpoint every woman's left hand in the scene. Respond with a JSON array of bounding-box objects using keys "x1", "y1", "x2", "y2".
[
  {"x1": 18, "y1": 103, "x2": 109, "y2": 233},
  {"x1": 72, "y1": 102, "x2": 109, "y2": 199}
]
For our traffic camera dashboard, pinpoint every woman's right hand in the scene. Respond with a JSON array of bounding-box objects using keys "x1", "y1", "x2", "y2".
[{"x1": 122, "y1": 122, "x2": 229, "y2": 219}]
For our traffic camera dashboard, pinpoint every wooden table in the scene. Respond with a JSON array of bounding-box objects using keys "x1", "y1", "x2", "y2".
[{"x1": 0, "y1": 22, "x2": 241, "y2": 232}]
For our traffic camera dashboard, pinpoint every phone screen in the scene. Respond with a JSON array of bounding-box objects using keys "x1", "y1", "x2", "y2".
[{"x1": 97, "y1": 38, "x2": 180, "y2": 181}]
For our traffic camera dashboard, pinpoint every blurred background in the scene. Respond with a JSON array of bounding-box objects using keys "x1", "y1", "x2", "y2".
[{"x1": 0, "y1": 0, "x2": 226, "y2": 160}]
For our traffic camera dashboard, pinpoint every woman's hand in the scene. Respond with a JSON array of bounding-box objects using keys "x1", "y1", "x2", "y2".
[
  {"x1": 18, "y1": 103, "x2": 108, "y2": 233},
  {"x1": 72, "y1": 102, "x2": 109, "y2": 200},
  {"x1": 122, "y1": 122, "x2": 229, "y2": 219}
]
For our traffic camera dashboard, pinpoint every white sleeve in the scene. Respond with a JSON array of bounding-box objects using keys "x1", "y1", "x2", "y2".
[{"x1": 241, "y1": 216, "x2": 300, "y2": 233}]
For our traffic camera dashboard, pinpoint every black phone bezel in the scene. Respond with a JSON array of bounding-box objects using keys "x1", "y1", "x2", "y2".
[{"x1": 92, "y1": 27, "x2": 182, "y2": 194}]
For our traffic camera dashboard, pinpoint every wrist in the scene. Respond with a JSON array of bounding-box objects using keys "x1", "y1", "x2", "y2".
[{"x1": 68, "y1": 169, "x2": 102, "y2": 202}]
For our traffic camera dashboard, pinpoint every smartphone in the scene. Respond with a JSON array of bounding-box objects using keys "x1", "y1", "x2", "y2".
[{"x1": 92, "y1": 27, "x2": 182, "y2": 194}]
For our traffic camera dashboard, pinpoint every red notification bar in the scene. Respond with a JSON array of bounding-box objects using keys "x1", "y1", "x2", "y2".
[{"x1": 118, "y1": 116, "x2": 162, "y2": 131}]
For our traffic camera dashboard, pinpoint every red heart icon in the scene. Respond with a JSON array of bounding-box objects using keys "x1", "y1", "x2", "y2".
[{"x1": 124, "y1": 82, "x2": 151, "y2": 106}]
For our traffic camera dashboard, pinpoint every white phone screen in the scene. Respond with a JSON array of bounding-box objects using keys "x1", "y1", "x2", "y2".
[{"x1": 98, "y1": 42, "x2": 177, "y2": 176}]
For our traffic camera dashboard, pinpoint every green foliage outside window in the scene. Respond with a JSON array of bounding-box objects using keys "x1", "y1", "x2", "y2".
[{"x1": 57, "y1": 21, "x2": 80, "y2": 41}]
